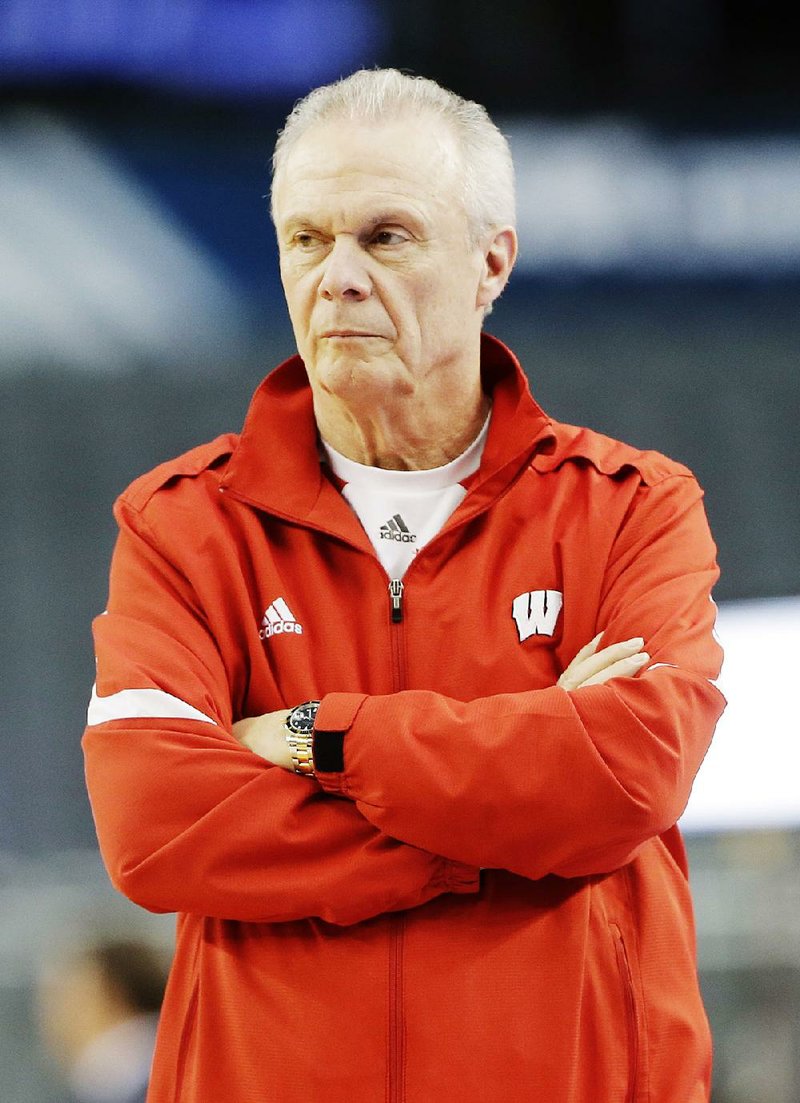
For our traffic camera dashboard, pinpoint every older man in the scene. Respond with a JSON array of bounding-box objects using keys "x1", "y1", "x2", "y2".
[{"x1": 84, "y1": 70, "x2": 725, "y2": 1102}]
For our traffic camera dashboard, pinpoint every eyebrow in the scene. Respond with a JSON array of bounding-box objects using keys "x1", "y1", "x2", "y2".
[
  {"x1": 363, "y1": 210, "x2": 428, "y2": 231},
  {"x1": 280, "y1": 208, "x2": 430, "y2": 236}
]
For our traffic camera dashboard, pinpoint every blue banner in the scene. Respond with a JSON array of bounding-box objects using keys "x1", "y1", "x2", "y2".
[{"x1": 0, "y1": 0, "x2": 385, "y2": 95}]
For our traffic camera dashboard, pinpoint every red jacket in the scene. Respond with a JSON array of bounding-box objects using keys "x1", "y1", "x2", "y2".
[{"x1": 83, "y1": 335, "x2": 725, "y2": 1102}]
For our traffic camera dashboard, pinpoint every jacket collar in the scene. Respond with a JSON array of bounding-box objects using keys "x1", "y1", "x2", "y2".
[{"x1": 220, "y1": 333, "x2": 555, "y2": 530}]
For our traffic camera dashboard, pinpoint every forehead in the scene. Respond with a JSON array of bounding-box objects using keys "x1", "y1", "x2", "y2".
[{"x1": 273, "y1": 116, "x2": 465, "y2": 226}]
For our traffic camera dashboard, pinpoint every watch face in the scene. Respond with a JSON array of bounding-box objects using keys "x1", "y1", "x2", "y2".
[{"x1": 287, "y1": 701, "x2": 320, "y2": 734}]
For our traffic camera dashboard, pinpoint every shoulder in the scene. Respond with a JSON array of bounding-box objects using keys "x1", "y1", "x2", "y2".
[
  {"x1": 534, "y1": 421, "x2": 695, "y2": 488},
  {"x1": 115, "y1": 434, "x2": 238, "y2": 518}
]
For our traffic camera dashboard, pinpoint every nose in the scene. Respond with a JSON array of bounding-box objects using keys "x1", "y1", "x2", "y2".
[{"x1": 318, "y1": 237, "x2": 371, "y2": 302}]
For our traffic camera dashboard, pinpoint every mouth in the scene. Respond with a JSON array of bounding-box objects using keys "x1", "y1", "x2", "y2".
[{"x1": 321, "y1": 330, "x2": 384, "y2": 339}]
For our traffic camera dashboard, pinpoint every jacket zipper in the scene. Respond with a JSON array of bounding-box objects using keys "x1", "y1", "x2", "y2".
[
  {"x1": 389, "y1": 578, "x2": 404, "y2": 624},
  {"x1": 388, "y1": 913, "x2": 406, "y2": 1103},
  {"x1": 387, "y1": 578, "x2": 406, "y2": 1103},
  {"x1": 388, "y1": 578, "x2": 407, "y2": 688}
]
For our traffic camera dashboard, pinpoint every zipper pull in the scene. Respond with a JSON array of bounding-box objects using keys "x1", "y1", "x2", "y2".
[{"x1": 389, "y1": 579, "x2": 404, "y2": 623}]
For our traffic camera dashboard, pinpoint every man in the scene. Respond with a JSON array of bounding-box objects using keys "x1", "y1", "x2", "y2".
[
  {"x1": 38, "y1": 938, "x2": 166, "y2": 1103},
  {"x1": 83, "y1": 69, "x2": 725, "y2": 1102}
]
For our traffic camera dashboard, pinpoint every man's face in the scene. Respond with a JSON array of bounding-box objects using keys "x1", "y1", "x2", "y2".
[{"x1": 272, "y1": 116, "x2": 504, "y2": 411}]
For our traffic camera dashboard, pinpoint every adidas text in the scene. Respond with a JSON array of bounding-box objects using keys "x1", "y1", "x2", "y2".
[
  {"x1": 380, "y1": 530, "x2": 417, "y2": 543},
  {"x1": 259, "y1": 621, "x2": 303, "y2": 639}
]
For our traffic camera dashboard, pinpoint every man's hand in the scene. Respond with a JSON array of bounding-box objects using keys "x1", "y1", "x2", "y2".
[
  {"x1": 232, "y1": 710, "x2": 294, "y2": 769},
  {"x1": 233, "y1": 634, "x2": 647, "y2": 766},
  {"x1": 557, "y1": 634, "x2": 649, "y2": 691}
]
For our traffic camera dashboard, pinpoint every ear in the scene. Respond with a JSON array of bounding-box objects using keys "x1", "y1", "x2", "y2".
[{"x1": 476, "y1": 228, "x2": 518, "y2": 310}]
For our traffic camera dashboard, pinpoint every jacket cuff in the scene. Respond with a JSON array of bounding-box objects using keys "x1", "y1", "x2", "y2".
[
  {"x1": 438, "y1": 861, "x2": 481, "y2": 895},
  {"x1": 314, "y1": 692, "x2": 368, "y2": 793}
]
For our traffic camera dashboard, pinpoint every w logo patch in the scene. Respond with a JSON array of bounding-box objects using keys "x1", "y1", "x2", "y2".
[{"x1": 512, "y1": 590, "x2": 563, "y2": 642}]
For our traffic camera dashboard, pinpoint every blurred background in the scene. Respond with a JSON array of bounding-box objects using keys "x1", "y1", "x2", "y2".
[{"x1": 1, "y1": 1, "x2": 798, "y2": 1099}]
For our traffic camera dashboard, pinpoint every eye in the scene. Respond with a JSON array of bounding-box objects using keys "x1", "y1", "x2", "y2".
[
  {"x1": 370, "y1": 229, "x2": 408, "y2": 247},
  {"x1": 291, "y1": 231, "x2": 323, "y2": 250}
]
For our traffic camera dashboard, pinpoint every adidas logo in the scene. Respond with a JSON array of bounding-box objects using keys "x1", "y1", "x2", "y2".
[
  {"x1": 380, "y1": 513, "x2": 417, "y2": 543},
  {"x1": 259, "y1": 597, "x2": 303, "y2": 639}
]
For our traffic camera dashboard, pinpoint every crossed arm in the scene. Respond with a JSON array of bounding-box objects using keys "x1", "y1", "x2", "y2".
[
  {"x1": 84, "y1": 475, "x2": 724, "y2": 922},
  {"x1": 233, "y1": 634, "x2": 652, "y2": 769}
]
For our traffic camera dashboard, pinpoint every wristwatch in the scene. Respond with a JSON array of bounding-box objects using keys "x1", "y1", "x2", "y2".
[{"x1": 284, "y1": 700, "x2": 320, "y2": 776}]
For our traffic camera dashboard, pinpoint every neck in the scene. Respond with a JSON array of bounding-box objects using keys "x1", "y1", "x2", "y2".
[{"x1": 315, "y1": 384, "x2": 490, "y2": 470}]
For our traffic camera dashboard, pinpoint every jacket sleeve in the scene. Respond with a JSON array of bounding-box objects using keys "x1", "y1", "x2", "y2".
[
  {"x1": 82, "y1": 499, "x2": 478, "y2": 925},
  {"x1": 313, "y1": 472, "x2": 726, "y2": 880}
]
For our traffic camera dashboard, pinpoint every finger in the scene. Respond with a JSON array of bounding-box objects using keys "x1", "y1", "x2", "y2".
[
  {"x1": 570, "y1": 632, "x2": 604, "y2": 665},
  {"x1": 579, "y1": 652, "x2": 650, "y2": 688},
  {"x1": 557, "y1": 633, "x2": 603, "y2": 686},
  {"x1": 566, "y1": 637, "x2": 644, "y2": 685},
  {"x1": 558, "y1": 637, "x2": 645, "y2": 690}
]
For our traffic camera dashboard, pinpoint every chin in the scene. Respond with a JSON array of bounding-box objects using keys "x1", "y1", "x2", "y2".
[{"x1": 314, "y1": 353, "x2": 413, "y2": 403}]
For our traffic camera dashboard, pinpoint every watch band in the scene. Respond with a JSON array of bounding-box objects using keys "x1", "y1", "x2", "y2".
[
  {"x1": 311, "y1": 728, "x2": 346, "y2": 774},
  {"x1": 284, "y1": 701, "x2": 320, "y2": 776}
]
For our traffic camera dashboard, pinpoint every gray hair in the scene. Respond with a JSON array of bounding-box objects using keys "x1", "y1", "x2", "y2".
[{"x1": 271, "y1": 68, "x2": 516, "y2": 242}]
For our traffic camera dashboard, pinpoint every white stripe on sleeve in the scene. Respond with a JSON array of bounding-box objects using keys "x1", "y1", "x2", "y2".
[
  {"x1": 87, "y1": 685, "x2": 217, "y2": 727},
  {"x1": 643, "y1": 661, "x2": 721, "y2": 689}
]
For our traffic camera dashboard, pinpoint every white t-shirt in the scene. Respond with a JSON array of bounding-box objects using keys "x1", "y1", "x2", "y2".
[{"x1": 321, "y1": 413, "x2": 491, "y2": 580}]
